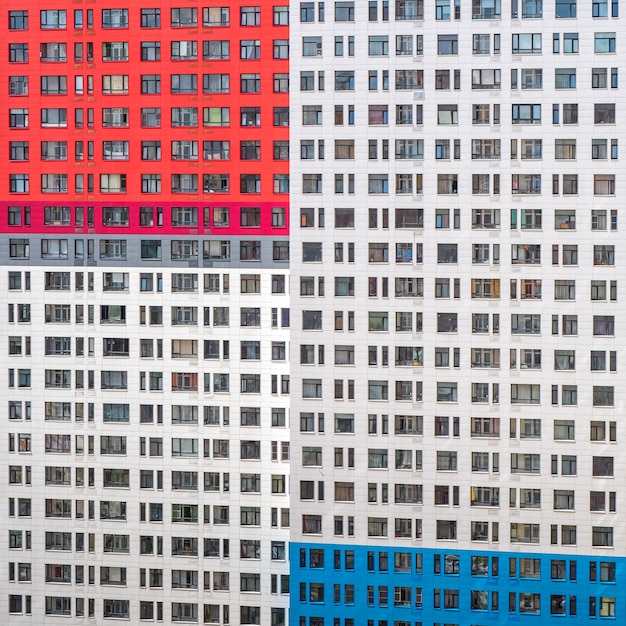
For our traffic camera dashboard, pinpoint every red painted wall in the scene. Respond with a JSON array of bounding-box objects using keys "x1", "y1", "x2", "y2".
[{"x1": 1, "y1": 0, "x2": 289, "y2": 235}]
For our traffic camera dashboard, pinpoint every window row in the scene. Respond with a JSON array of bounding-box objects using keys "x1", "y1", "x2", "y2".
[
  {"x1": 8, "y1": 401, "x2": 286, "y2": 429},
  {"x1": 300, "y1": 342, "x2": 619, "y2": 372},
  {"x1": 9, "y1": 300, "x2": 290, "y2": 330},
  {"x1": 13, "y1": 140, "x2": 290, "y2": 163},
  {"x1": 9, "y1": 7, "x2": 287, "y2": 30},
  {"x1": 301, "y1": 242, "x2": 618, "y2": 266},
  {"x1": 8, "y1": 369, "x2": 290, "y2": 395},
  {"x1": 299, "y1": 549, "x2": 616, "y2": 591},
  {"x1": 299, "y1": 207, "x2": 618, "y2": 231},
  {"x1": 9, "y1": 337, "x2": 288, "y2": 361},
  {"x1": 300, "y1": 138, "x2": 619, "y2": 162},
  {"x1": 9, "y1": 564, "x2": 288, "y2": 593},
  {"x1": 8, "y1": 173, "x2": 290, "y2": 195},
  {"x1": 9, "y1": 73, "x2": 288, "y2": 99},
  {"x1": 300, "y1": 413, "x2": 617, "y2": 443},
  {"x1": 9, "y1": 106, "x2": 289, "y2": 129},
  {"x1": 300, "y1": 0, "x2": 619, "y2": 20},
  {"x1": 300, "y1": 275, "x2": 619, "y2": 303},
  {"x1": 303, "y1": 34, "x2": 619, "y2": 58},
  {"x1": 10, "y1": 466, "x2": 286, "y2": 493},
  {"x1": 7, "y1": 272, "x2": 264, "y2": 295},
  {"x1": 8, "y1": 400, "x2": 289, "y2": 428},
  {"x1": 318, "y1": 310, "x2": 610, "y2": 337},
  {"x1": 10, "y1": 41, "x2": 289, "y2": 66},
  {"x1": 301, "y1": 449, "x2": 617, "y2": 476},
  {"x1": 8, "y1": 596, "x2": 265, "y2": 624},
  {"x1": 303, "y1": 102, "x2": 618, "y2": 125},
  {"x1": 8, "y1": 530, "x2": 294, "y2": 557},
  {"x1": 299, "y1": 515, "x2": 616, "y2": 550},
  {"x1": 299, "y1": 377, "x2": 616, "y2": 406},
  {"x1": 8, "y1": 240, "x2": 289, "y2": 262},
  {"x1": 299, "y1": 172, "x2": 617, "y2": 196},
  {"x1": 5, "y1": 205, "x2": 287, "y2": 230},
  {"x1": 8, "y1": 205, "x2": 286, "y2": 229}
]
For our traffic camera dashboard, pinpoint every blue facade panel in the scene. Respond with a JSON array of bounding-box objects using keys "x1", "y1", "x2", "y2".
[{"x1": 290, "y1": 542, "x2": 624, "y2": 625}]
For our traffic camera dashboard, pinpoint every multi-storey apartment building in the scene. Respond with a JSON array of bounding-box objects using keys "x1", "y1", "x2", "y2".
[
  {"x1": 1, "y1": 1, "x2": 290, "y2": 623},
  {"x1": 3, "y1": 0, "x2": 626, "y2": 624},
  {"x1": 290, "y1": 0, "x2": 624, "y2": 624}
]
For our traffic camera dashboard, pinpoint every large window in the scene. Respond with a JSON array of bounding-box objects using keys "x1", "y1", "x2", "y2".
[{"x1": 41, "y1": 10, "x2": 67, "y2": 28}]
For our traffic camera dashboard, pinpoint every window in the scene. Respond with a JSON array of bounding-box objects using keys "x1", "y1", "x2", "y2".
[
  {"x1": 41, "y1": 108, "x2": 67, "y2": 128},
  {"x1": 9, "y1": 239, "x2": 29, "y2": 258},
  {"x1": 368, "y1": 106, "x2": 389, "y2": 126},
  {"x1": 472, "y1": 139, "x2": 501, "y2": 159},
  {"x1": 204, "y1": 74, "x2": 229, "y2": 93},
  {"x1": 335, "y1": 71, "x2": 354, "y2": 90},
  {"x1": 102, "y1": 9, "x2": 128, "y2": 28},
  {"x1": 556, "y1": 0, "x2": 576, "y2": 16},
  {"x1": 561, "y1": 32, "x2": 580, "y2": 54},
  {"x1": 240, "y1": 107, "x2": 260, "y2": 127},
  {"x1": 510, "y1": 524, "x2": 540, "y2": 544},
  {"x1": 274, "y1": 5, "x2": 289, "y2": 24},
  {"x1": 41, "y1": 239, "x2": 68, "y2": 259},
  {"x1": 141, "y1": 41, "x2": 160, "y2": 61},
  {"x1": 595, "y1": 33, "x2": 616, "y2": 53},
  {"x1": 9, "y1": 44, "x2": 29, "y2": 63},
  {"x1": 102, "y1": 42, "x2": 128, "y2": 61},
  {"x1": 99, "y1": 174, "x2": 126, "y2": 193},
  {"x1": 302, "y1": 37, "x2": 322, "y2": 56},
  {"x1": 41, "y1": 174, "x2": 68, "y2": 193},
  {"x1": 9, "y1": 11, "x2": 28, "y2": 30},
  {"x1": 473, "y1": 0, "x2": 501, "y2": 17},
  {"x1": 138, "y1": 141, "x2": 161, "y2": 163},
  {"x1": 369, "y1": 35, "x2": 389, "y2": 55},
  {"x1": 593, "y1": 0, "x2": 609, "y2": 14},
  {"x1": 171, "y1": 74, "x2": 197, "y2": 94},
  {"x1": 335, "y1": 1, "x2": 355, "y2": 20},
  {"x1": 202, "y1": 7, "x2": 230, "y2": 27},
  {"x1": 204, "y1": 41, "x2": 229, "y2": 59},
  {"x1": 204, "y1": 108, "x2": 229, "y2": 127},
  {"x1": 512, "y1": 104, "x2": 541, "y2": 124},
  {"x1": 102, "y1": 141, "x2": 128, "y2": 161},
  {"x1": 594, "y1": 174, "x2": 615, "y2": 195},
  {"x1": 171, "y1": 108, "x2": 198, "y2": 128},
  {"x1": 396, "y1": 139, "x2": 423, "y2": 159},
  {"x1": 513, "y1": 33, "x2": 541, "y2": 53},
  {"x1": 9, "y1": 76, "x2": 28, "y2": 96},
  {"x1": 171, "y1": 41, "x2": 197, "y2": 60},
  {"x1": 141, "y1": 8, "x2": 160, "y2": 27},
  {"x1": 438, "y1": 35, "x2": 458, "y2": 54},
  {"x1": 41, "y1": 76, "x2": 67, "y2": 95},
  {"x1": 241, "y1": 73, "x2": 260, "y2": 93},
  {"x1": 41, "y1": 10, "x2": 67, "y2": 29},
  {"x1": 555, "y1": 68, "x2": 576, "y2": 88},
  {"x1": 593, "y1": 456, "x2": 614, "y2": 477},
  {"x1": 102, "y1": 75, "x2": 128, "y2": 94},
  {"x1": 274, "y1": 40, "x2": 289, "y2": 58},
  {"x1": 273, "y1": 140, "x2": 289, "y2": 161},
  {"x1": 240, "y1": 39, "x2": 261, "y2": 59},
  {"x1": 395, "y1": 0, "x2": 424, "y2": 19},
  {"x1": 9, "y1": 109, "x2": 28, "y2": 129},
  {"x1": 103, "y1": 107, "x2": 129, "y2": 127},
  {"x1": 171, "y1": 7, "x2": 197, "y2": 26}
]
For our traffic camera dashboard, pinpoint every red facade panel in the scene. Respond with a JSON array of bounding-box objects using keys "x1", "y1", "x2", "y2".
[{"x1": 0, "y1": 0, "x2": 289, "y2": 234}]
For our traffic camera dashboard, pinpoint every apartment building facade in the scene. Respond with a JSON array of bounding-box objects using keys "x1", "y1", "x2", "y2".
[
  {"x1": 3, "y1": 0, "x2": 626, "y2": 624},
  {"x1": 289, "y1": 0, "x2": 625, "y2": 624},
  {"x1": 1, "y1": 1, "x2": 290, "y2": 623}
]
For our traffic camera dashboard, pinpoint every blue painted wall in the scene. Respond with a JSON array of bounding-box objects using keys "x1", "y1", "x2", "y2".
[{"x1": 290, "y1": 542, "x2": 624, "y2": 625}]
